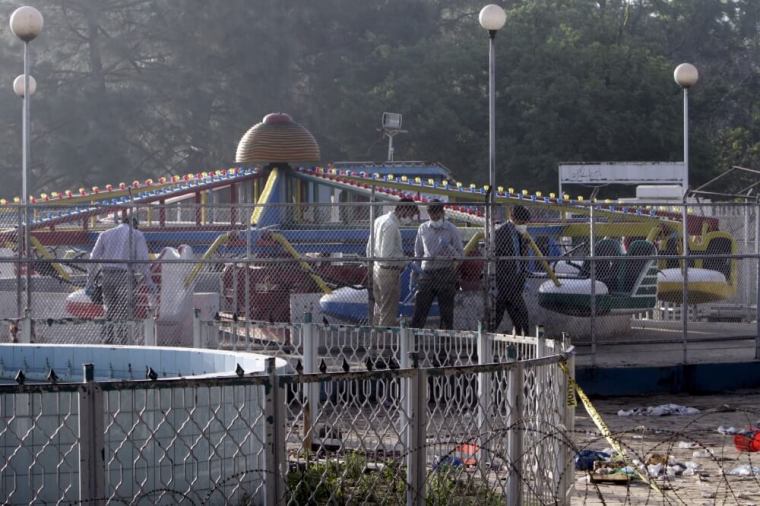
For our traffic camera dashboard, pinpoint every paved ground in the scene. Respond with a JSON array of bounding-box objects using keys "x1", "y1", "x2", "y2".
[
  {"x1": 571, "y1": 390, "x2": 760, "y2": 505},
  {"x1": 575, "y1": 320, "x2": 760, "y2": 367}
]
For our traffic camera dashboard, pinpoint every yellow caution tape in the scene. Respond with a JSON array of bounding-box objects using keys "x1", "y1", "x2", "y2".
[
  {"x1": 566, "y1": 376, "x2": 577, "y2": 408},
  {"x1": 558, "y1": 360, "x2": 663, "y2": 495}
]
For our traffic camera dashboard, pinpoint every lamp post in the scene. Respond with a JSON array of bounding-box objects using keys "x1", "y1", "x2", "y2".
[
  {"x1": 479, "y1": 4, "x2": 506, "y2": 330},
  {"x1": 674, "y1": 62, "x2": 698, "y2": 363},
  {"x1": 10, "y1": 6, "x2": 43, "y2": 209},
  {"x1": 674, "y1": 63, "x2": 698, "y2": 194},
  {"x1": 10, "y1": 6, "x2": 44, "y2": 320}
]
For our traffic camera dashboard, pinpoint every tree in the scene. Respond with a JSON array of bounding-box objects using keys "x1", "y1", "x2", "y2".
[{"x1": 0, "y1": 0, "x2": 757, "y2": 198}]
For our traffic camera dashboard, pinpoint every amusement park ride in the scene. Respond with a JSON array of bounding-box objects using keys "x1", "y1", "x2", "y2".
[{"x1": 0, "y1": 113, "x2": 739, "y2": 337}]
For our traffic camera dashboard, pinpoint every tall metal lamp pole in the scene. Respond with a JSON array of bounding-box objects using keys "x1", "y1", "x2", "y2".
[
  {"x1": 10, "y1": 6, "x2": 44, "y2": 318},
  {"x1": 674, "y1": 63, "x2": 698, "y2": 195},
  {"x1": 479, "y1": 4, "x2": 506, "y2": 329},
  {"x1": 674, "y1": 62, "x2": 698, "y2": 363}
]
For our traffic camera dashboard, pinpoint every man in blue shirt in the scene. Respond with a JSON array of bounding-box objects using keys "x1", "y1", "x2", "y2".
[
  {"x1": 410, "y1": 200, "x2": 463, "y2": 329},
  {"x1": 489, "y1": 205, "x2": 531, "y2": 334}
]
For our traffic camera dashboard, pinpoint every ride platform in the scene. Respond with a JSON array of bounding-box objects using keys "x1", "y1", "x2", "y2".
[{"x1": 574, "y1": 319, "x2": 760, "y2": 396}]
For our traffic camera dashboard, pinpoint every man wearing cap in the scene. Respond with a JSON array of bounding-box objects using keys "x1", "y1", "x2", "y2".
[
  {"x1": 410, "y1": 200, "x2": 463, "y2": 329},
  {"x1": 86, "y1": 213, "x2": 156, "y2": 342},
  {"x1": 366, "y1": 198, "x2": 417, "y2": 326},
  {"x1": 489, "y1": 205, "x2": 531, "y2": 334}
]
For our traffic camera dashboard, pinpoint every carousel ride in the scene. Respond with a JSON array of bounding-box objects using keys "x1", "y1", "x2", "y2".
[{"x1": 0, "y1": 112, "x2": 739, "y2": 339}]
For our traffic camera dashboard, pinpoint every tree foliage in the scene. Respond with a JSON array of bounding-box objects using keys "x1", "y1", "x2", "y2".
[{"x1": 0, "y1": 0, "x2": 757, "y2": 198}]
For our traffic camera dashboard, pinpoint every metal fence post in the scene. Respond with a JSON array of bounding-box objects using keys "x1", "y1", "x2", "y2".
[
  {"x1": 399, "y1": 322, "x2": 412, "y2": 447},
  {"x1": 264, "y1": 357, "x2": 286, "y2": 506},
  {"x1": 744, "y1": 201, "x2": 751, "y2": 306},
  {"x1": 24, "y1": 201, "x2": 31, "y2": 322},
  {"x1": 245, "y1": 226, "x2": 252, "y2": 350},
  {"x1": 536, "y1": 325, "x2": 546, "y2": 358},
  {"x1": 16, "y1": 206, "x2": 22, "y2": 319},
  {"x1": 20, "y1": 314, "x2": 32, "y2": 343},
  {"x1": 477, "y1": 321, "x2": 492, "y2": 475},
  {"x1": 507, "y1": 361, "x2": 524, "y2": 506},
  {"x1": 78, "y1": 363, "x2": 105, "y2": 505},
  {"x1": 756, "y1": 200, "x2": 760, "y2": 360},
  {"x1": 589, "y1": 205, "x2": 596, "y2": 367},
  {"x1": 368, "y1": 187, "x2": 376, "y2": 325},
  {"x1": 192, "y1": 308, "x2": 202, "y2": 348},
  {"x1": 559, "y1": 354, "x2": 576, "y2": 506},
  {"x1": 302, "y1": 313, "x2": 319, "y2": 437},
  {"x1": 406, "y1": 352, "x2": 426, "y2": 506},
  {"x1": 400, "y1": 321, "x2": 412, "y2": 369},
  {"x1": 485, "y1": 195, "x2": 495, "y2": 333},
  {"x1": 681, "y1": 199, "x2": 689, "y2": 364},
  {"x1": 232, "y1": 263, "x2": 239, "y2": 350},
  {"x1": 143, "y1": 308, "x2": 156, "y2": 346}
]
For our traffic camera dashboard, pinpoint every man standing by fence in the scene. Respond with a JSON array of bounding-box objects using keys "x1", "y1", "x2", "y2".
[
  {"x1": 367, "y1": 198, "x2": 417, "y2": 326},
  {"x1": 411, "y1": 200, "x2": 463, "y2": 330},
  {"x1": 86, "y1": 213, "x2": 156, "y2": 343},
  {"x1": 489, "y1": 205, "x2": 531, "y2": 335}
]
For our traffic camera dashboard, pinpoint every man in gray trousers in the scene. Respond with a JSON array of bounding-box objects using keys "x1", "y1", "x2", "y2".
[
  {"x1": 86, "y1": 214, "x2": 156, "y2": 343},
  {"x1": 410, "y1": 200, "x2": 463, "y2": 330}
]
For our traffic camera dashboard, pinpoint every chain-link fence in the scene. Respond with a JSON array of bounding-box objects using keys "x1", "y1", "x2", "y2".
[
  {"x1": 0, "y1": 336, "x2": 575, "y2": 505},
  {"x1": 1, "y1": 199, "x2": 759, "y2": 365}
]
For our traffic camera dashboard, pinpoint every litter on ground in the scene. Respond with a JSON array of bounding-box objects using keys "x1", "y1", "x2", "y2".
[{"x1": 617, "y1": 404, "x2": 700, "y2": 417}]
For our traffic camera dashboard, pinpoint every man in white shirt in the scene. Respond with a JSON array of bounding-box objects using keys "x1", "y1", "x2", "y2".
[
  {"x1": 86, "y1": 214, "x2": 156, "y2": 342},
  {"x1": 366, "y1": 198, "x2": 417, "y2": 326}
]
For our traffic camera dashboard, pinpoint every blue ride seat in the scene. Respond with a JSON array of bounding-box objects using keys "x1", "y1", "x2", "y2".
[
  {"x1": 579, "y1": 239, "x2": 623, "y2": 292},
  {"x1": 702, "y1": 236, "x2": 732, "y2": 280}
]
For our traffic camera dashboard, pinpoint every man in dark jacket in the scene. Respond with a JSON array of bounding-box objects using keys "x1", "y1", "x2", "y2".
[{"x1": 488, "y1": 205, "x2": 531, "y2": 334}]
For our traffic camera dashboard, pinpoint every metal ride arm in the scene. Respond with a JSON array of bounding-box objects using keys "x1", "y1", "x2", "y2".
[
  {"x1": 462, "y1": 230, "x2": 484, "y2": 257},
  {"x1": 521, "y1": 233, "x2": 561, "y2": 287},
  {"x1": 269, "y1": 232, "x2": 333, "y2": 295},
  {"x1": 29, "y1": 236, "x2": 71, "y2": 283},
  {"x1": 466, "y1": 229, "x2": 561, "y2": 287},
  {"x1": 183, "y1": 233, "x2": 231, "y2": 288},
  {"x1": 314, "y1": 170, "x2": 675, "y2": 225}
]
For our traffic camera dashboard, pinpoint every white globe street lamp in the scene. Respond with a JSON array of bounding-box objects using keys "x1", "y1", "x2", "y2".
[
  {"x1": 674, "y1": 63, "x2": 698, "y2": 194},
  {"x1": 674, "y1": 62, "x2": 698, "y2": 362},
  {"x1": 10, "y1": 5, "x2": 43, "y2": 206},
  {"x1": 479, "y1": 4, "x2": 507, "y2": 32},
  {"x1": 10, "y1": 6, "x2": 43, "y2": 320},
  {"x1": 674, "y1": 63, "x2": 699, "y2": 89},
  {"x1": 13, "y1": 74, "x2": 36, "y2": 97},
  {"x1": 479, "y1": 4, "x2": 506, "y2": 332},
  {"x1": 10, "y1": 6, "x2": 43, "y2": 42}
]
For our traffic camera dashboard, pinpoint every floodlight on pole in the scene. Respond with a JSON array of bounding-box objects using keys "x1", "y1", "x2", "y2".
[{"x1": 380, "y1": 112, "x2": 407, "y2": 162}]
